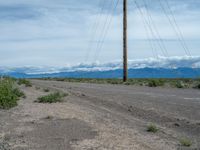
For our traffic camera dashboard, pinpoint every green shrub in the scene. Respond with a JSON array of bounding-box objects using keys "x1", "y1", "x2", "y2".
[
  {"x1": 36, "y1": 92, "x2": 67, "y2": 103},
  {"x1": 0, "y1": 78, "x2": 24, "y2": 109},
  {"x1": 180, "y1": 138, "x2": 192, "y2": 147},
  {"x1": 1, "y1": 76, "x2": 16, "y2": 82},
  {"x1": 194, "y1": 82, "x2": 200, "y2": 89},
  {"x1": 147, "y1": 79, "x2": 164, "y2": 87},
  {"x1": 41, "y1": 78, "x2": 200, "y2": 89},
  {"x1": 147, "y1": 124, "x2": 159, "y2": 133},
  {"x1": 13, "y1": 88, "x2": 26, "y2": 98},
  {"x1": 18, "y1": 79, "x2": 32, "y2": 87},
  {"x1": 197, "y1": 84, "x2": 200, "y2": 89},
  {"x1": 175, "y1": 81, "x2": 185, "y2": 88}
]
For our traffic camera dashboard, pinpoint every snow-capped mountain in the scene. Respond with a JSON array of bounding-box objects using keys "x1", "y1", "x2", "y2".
[{"x1": 1, "y1": 56, "x2": 200, "y2": 78}]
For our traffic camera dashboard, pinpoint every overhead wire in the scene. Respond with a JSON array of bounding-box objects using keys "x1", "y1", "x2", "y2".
[
  {"x1": 92, "y1": 0, "x2": 114, "y2": 62},
  {"x1": 134, "y1": 0, "x2": 183, "y2": 78},
  {"x1": 85, "y1": 0, "x2": 107, "y2": 62},
  {"x1": 134, "y1": 0, "x2": 168, "y2": 58},
  {"x1": 86, "y1": 0, "x2": 197, "y2": 78},
  {"x1": 165, "y1": 0, "x2": 199, "y2": 77},
  {"x1": 142, "y1": 0, "x2": 169, "y2": 57},
  {"x1": 93, "y1": 0, "x2": 119, "y2": 62},
  {"x1": 158, "y1": 0, "x2": 199, "y2": 77},
  {"x1": 165, "y1": 0, "x2": 191, "y2": 56},
  {"x1": 133, "y1": 1, "x2": 158, "y2": 59},
  {"x1": 158, "y1": 0, "x2": 191, "y2": 56}
]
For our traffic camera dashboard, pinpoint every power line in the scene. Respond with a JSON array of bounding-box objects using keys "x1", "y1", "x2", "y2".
[
  {"x1": 94, "y1": 0, "x2": 120, "y2": 61},
  {"x1": 159, "y1": 0, "x2": 198, "y2": 77},
  {"x1": 133, "y1": 1, "x2": 158, "y2": 58},
  {"x1": 142, "y1": 0, "x2": 169, "y2": 57},
  {"x1": 158, "y1": 0, "x2": 191, "y2": 56},
  {"x1": 164, "y1": 0, "x2": 191, "y2": 56},
  {"x1": 93, "y1": 0, "x2": 116, "y2": 62},
  {"x1": 85, "y1": 0, "x2": 107, "y2": 62},
  {"x1": 134, "y1": 0, "x2": 183, "y2": 78},
  {"x1": 134, "y1": 0, "x2": 168, "y2": 58}
]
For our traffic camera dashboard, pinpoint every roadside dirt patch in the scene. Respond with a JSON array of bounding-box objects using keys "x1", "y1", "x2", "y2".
[
  {"x1": 1, "y1": 80, "x2": 200, "y2": 149},
  {"x1": 24, "y1": 118, "x2": 97, "y2": 150}
]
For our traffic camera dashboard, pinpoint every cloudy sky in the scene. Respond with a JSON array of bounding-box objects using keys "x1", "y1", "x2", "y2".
[{"x1": 0, "y1": 0, "x2": 200, "y2": 67}]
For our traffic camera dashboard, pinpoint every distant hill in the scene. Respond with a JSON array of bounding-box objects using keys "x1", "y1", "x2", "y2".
[
  {"x1": 1, "y1": 56, "x2": 200, "y2": 78},
  {"x1": 1, "y1": 68, "x2": 200, "y2": 78}
]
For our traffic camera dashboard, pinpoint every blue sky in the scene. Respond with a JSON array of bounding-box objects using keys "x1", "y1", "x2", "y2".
[{"x1": 0, "y1": 0, "x2": 200, "y2": 67}]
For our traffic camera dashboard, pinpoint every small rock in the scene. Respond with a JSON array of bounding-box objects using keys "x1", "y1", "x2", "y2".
[
  {"x1": 174, "y1": 123, "x2": 180, "y2": 127},
  {"x1": 81, "y1": 93, "x2": 86, "y2": 97}
]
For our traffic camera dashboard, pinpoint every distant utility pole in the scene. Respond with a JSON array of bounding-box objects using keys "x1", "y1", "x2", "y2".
[{"x1": 123, "y1": 0, "x2": 128, "y2": 82}]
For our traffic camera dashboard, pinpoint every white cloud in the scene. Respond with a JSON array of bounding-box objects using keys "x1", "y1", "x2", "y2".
[
  {"x1": 0, "y1": 0, "x2": 199, "y2": 67},
  {"x1": 1, "y1": 56, "x2": 200, "y2": 75}
]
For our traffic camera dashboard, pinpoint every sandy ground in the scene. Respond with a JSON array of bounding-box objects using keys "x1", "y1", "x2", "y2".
[{"x1": 0, "y1": 79, "x2": 200, "y2": 150}]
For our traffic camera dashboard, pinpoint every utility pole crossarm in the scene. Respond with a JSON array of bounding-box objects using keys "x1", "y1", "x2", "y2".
[{"x1": 123, "y1": 0, "x2": 128, "y2": 82}]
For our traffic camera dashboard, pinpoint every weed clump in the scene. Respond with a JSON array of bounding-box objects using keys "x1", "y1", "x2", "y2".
[
  {"x1": 197, "y1": 83, "x2": 200, "y2": 89},
  {"x1": 180, "y1": 138, "x2": 192, "y2": 147},
  {"x1": 194, "y1": 82, "x2": 200, "y2": 89},
  {"x1": 36, "y1": 92, "x2": 68, "y2": 103},
  {"x1": 0, "y1": 78, "x2": 25, "y2": 109},
  {"x1": 175, "y1": 81, "x2": 185, "y2": 88},
  {"x1": 147, "y1": 79, "x2": 164, "y2": 87},
  {"x1": 13, "y1": 88, "x2": 26, "y2": 98},
  {"x1": 18, "y1": 79, "x2": 32, "y2": 87},
  {"x1": 147, "y1": 124, "x2": 159, "y2": 133},
  {"x1": 40, "y1": 78, "x2": 200, "y2": 89}
]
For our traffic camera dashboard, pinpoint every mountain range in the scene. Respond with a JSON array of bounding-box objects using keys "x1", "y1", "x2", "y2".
[
  {"x1": 1, "y1": 56, "x2": 200, "y2": 78},
  {"x1": 0, "y1": 68, "x2": 200, "y2": 79}
]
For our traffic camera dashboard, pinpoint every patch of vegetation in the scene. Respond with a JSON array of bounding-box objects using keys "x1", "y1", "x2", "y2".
[
  {"x1": 18, "y1": 79, "x2": 32, "y2": 87},
  {"x1": 1, "y1": 76, "x2": 17, "y2": 82},
  {"x1": 147, "y1": 124, "x2": 159, "y2": 133},
  {"x1": 36, "y1": 92, "x2": 68, "y2": 103},
  {"x1": 147, "y1": 79, "x2": 164, "y2": 87},
  {"x1": 180, "y1": 138, "x2": 192, "y2": 147},
  {"x1": 43, "y1": 88, "x2": 50, "y2": 92},
  {"x1": 0, "y1": 78, "x2": 25, "y2": 109},
  {"x1": 39, "y1": 78, "x2": 200, "y2": 89},
  {"x1": 175, "y1": 81, "x2": 186, "y2": 88},
  {"x1": 13, "y1": 88, "x2": 26, "y2": 98},
  {"x1": 196, "y1": 83, "x2": 200, "y2": 89},
  {"x1": 193, "y1": 81, "x2": 200, "y2": 89}
]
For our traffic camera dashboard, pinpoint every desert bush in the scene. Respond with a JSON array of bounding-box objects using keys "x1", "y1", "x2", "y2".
[
  {"x1": 12, "y1": 88, "x2": 26, "y2": 98},
  {"x1": 175, "y1": 81, "x2": 185, "y2": 88},
  {"x1": 196, "y1": 83, "x2": 200, "y2": 89},
  {"x1": 180, "y1": 138, "x2": 192, "y2": 147},
  {"x1": 0, "y1": 78, "x2": 24, "y2": 109},
  {"x1": 1, "y1": 76, "x2": 16, "y2": 82},
  {"x1": 194, "y1": 82, "x2": 200, "y2": 89},
  {"x1": 42, "y1": 78, "x2": 200, "y2": 89},
  {"x1": 147, "y1": 79, "x2": 164, "y2": 87},
  {"x1": 147, "y1": 124, "x2": 159, "y2": 133},
  {"x1": 36, "y1": 92, "x2": 68, "y2": 103},
  {"x1": 18, "y1": 79, "x2": 32, "y2": 87}
]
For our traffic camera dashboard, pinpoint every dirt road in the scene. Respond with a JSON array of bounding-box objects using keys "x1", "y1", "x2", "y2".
[{"x1": 0, "y1": 79, "x2": 200, "y2": 150}]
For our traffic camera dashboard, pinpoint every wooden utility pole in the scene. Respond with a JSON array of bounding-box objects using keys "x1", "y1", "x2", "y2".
[{"x1": 123, "y1": 0, "x2": 128, "y2": 82}]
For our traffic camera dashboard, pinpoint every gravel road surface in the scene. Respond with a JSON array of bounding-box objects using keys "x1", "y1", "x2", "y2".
[{"x1": 0, "y1": 79, "x2": 199, "y2": 150}]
